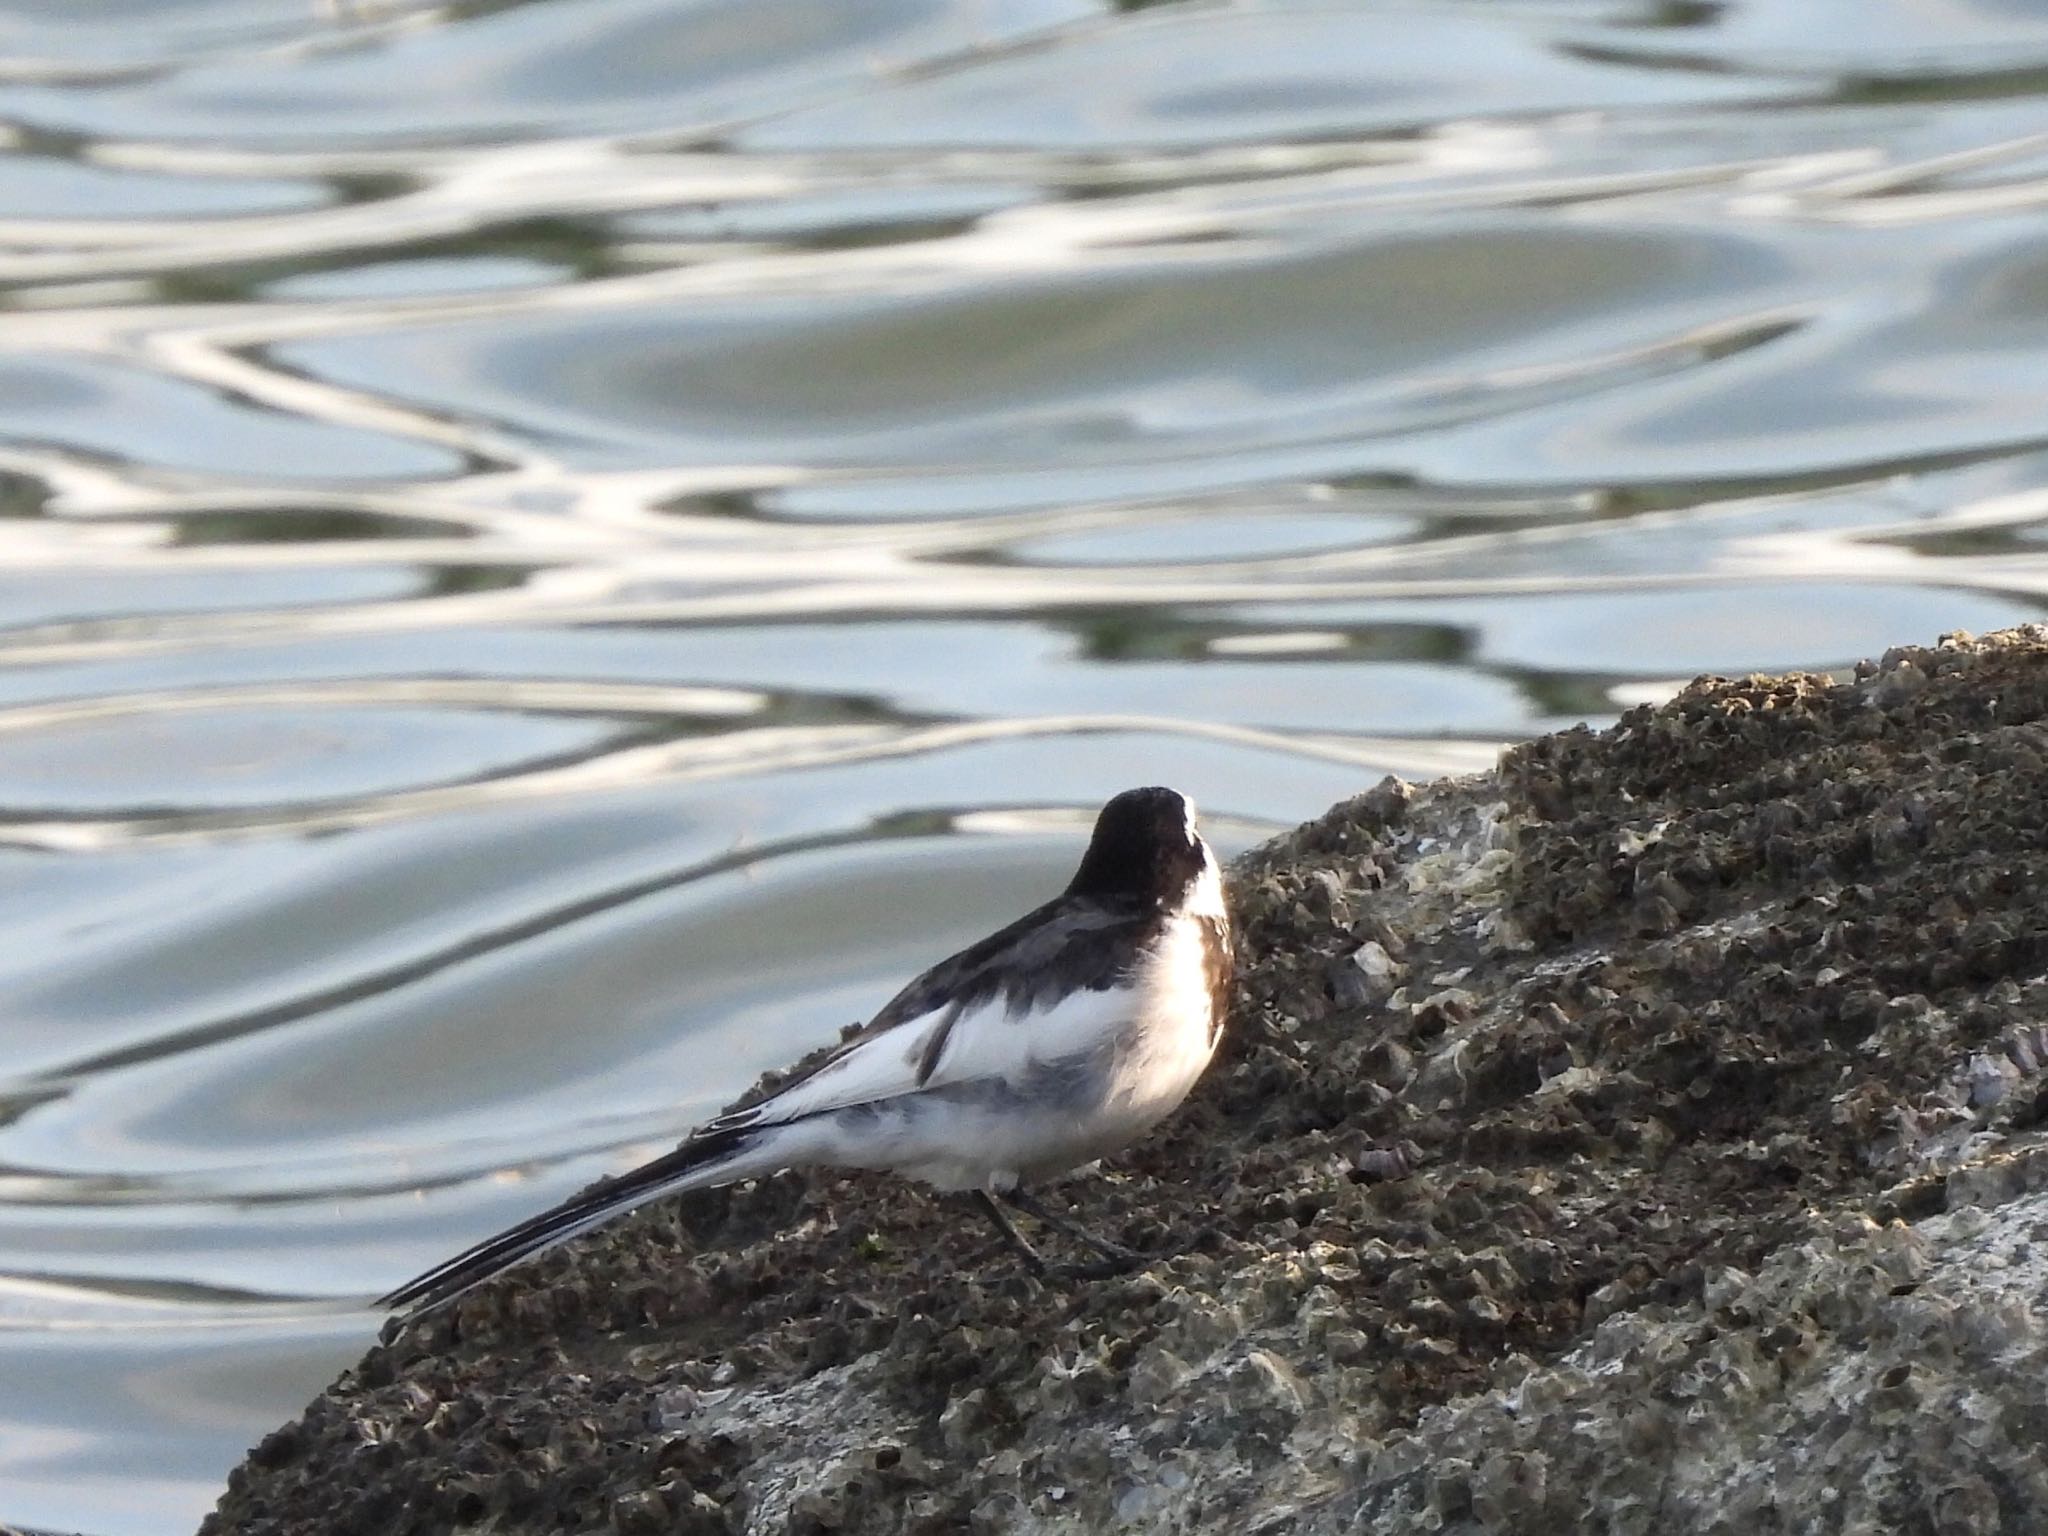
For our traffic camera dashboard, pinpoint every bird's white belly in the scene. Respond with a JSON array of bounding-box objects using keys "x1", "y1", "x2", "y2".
[{"x1": 911, "y1": 913, "x2": 1219, "y2": 1190}]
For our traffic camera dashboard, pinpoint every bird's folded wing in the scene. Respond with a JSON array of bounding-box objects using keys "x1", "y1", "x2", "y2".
[{"x1": 698, "y1": 895, "x2": 1153, "y2": 1134}]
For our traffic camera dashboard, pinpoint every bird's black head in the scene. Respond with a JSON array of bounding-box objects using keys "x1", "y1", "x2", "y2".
[{"x1": 1067, "y1": 785, "x2": 1208, "y2": 906}]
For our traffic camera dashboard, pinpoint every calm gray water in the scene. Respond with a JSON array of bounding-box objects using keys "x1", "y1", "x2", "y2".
[{"x1": 4, "y1": 0, "x2": 2048, "y2": 1529}]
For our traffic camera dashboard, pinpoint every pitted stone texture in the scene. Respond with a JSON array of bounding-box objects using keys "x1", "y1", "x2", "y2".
[{"x1": 206, "y1": 627, "x2": 2048, "y2": 1536}]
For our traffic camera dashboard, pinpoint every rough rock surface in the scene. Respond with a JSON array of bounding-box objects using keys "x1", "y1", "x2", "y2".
[{"x1": 205, "y1": 627, "x2": 2048, "y2": 1536}]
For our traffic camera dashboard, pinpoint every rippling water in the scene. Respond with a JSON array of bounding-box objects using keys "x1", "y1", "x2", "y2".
[{"x1": 5, "y1": 1, "x2": 2048, "y2": 1529}]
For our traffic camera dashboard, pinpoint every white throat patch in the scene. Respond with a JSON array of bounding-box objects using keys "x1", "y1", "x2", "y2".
[{"x1": 1185, "y1": 842, "x2": 1227, "y2": 920}]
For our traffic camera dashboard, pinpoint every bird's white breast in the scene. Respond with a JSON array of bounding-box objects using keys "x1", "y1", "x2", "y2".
[
  {"x1": 1111, "y1": 908, "x2": 1222, "y2": 1116},
  {"x1": 1100, "y1": 843, "x2": 1227, "y2": 1139}
]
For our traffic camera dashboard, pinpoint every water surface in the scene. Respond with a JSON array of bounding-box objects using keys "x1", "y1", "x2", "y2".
[{"x1": 4, "y1": 0, "x2": 2048, "y2": 1529}]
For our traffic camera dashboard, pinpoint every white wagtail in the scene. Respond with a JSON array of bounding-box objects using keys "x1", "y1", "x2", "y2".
[{"x1": 380, "y1": 785, "x2": 1234, "y2": 1317}]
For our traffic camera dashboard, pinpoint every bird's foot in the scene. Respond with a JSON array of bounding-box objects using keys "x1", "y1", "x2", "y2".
[
  {"x1": 1056, "y1": 1225, "x2": 1214, "y2": 1280},
  {"x1": 1043, "y1": 1251, "x2": 1148, "y2": 1282},
  {"x1": 971, "y1": 1190, "x2": 1052, "y2": 1275},
  {"x1": 999, "y1": 1188, "x2": 1197, "y2": 1277},
  {"x1": 970, "y1": 1188, "x2": 1198, "y2": 1278}
]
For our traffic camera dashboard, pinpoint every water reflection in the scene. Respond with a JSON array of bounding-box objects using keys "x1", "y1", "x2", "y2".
[{"x1": 3, "y1": 0, "x2": 2048, "y2": 1531}]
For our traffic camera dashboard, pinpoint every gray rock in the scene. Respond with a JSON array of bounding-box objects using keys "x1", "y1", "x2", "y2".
[{"x1": 203, "y1": 625, "x2": 2048, "y2": 1536}]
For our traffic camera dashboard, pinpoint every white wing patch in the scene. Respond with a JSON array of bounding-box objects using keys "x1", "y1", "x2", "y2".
[
  {"x1": 918, "y1": 983, "x2": 1135, "y2": 1086},
  {"x1": 733, "y1": 982, "x2": 1138, "y2": 1130},
  {"x1": 726, "y1": 1007, "x2": 954, "y2": 1128}
]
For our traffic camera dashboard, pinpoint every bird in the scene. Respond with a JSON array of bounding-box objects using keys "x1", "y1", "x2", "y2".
[{"x1": 379, "y1": 785, "x2": 1235, "y2": 1318}]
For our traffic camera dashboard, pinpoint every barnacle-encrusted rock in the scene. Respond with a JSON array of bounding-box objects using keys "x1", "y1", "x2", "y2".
[{"x1": 206, "y1": 628, "x2": 2048, "y2": 1536}]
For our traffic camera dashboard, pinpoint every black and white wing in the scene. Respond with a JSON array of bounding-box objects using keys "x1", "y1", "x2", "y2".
[{"x1": 696, "y1": 893, "x2": 1160, "y2": 1138}]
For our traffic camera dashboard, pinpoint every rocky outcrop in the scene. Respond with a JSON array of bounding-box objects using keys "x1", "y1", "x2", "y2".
[{"x1": 206, "y1": 627, "x2": 2048, "y2": 1536}]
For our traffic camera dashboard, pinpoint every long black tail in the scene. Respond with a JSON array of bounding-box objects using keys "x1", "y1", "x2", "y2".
[{"x1": 378, "y1": 1125, "x2": 758, "y2": 1319}]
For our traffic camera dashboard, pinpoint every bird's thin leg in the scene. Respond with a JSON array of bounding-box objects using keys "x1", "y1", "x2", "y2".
[
  {"x1": 1001, "y1": 1188, "x2": 1146, "y2": 1267},
  {"x1": 972, "y1": 1190, "x2": 1049, "y2": 1274}
]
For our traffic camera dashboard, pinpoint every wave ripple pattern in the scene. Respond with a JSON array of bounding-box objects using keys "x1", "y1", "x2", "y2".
[{"x1": 0, "y1": 1, "x2": 2046, "y2": 1530}]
